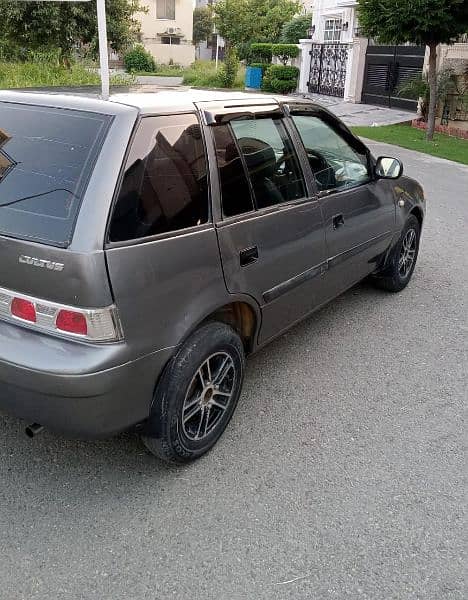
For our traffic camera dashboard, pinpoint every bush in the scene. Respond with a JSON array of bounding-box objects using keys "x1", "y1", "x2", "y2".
[
  {"x1": 261, "y1": 64, "x2": 299, "y2": 94},
  {"x1": 182, "y1": 59, "x2": 244, "y2": 89},
  {"x1": 123, "y1": 45, "x2": 155, "y2": 73},
  {"x1": 219, "y1": 47, "x2": 240, "y2": 88},
  {"x1": 250, "y1": 43, "x2": 273, "y2": 63},
  {"x1": 262, "y1": 77, "x2": 298, "y2": 94},
  {"x1": 271, "y1": 43, "x2": 299, "y2": 65},
  {"x1": 266, "y1": 64, "x2": 299, "y2": 79},
  {"x1": 398, "y1": 68, "x2": 457, "y2": 120},
  {"x1": 249, "y1": 42, "x2": 299, "y2": 66}
]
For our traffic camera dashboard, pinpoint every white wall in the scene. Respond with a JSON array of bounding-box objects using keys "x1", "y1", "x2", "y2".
[
  {"x1": 138, "y1": 0, "x2": 195, "y2": 66},
  {"x1": 310, "y1": 0, "x2": 357, "y2": 44},
  {"x1": 298, "y1": 1, "x2": 368, "y2": 102}
]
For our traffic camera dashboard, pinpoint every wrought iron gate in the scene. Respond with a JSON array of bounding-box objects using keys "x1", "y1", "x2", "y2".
[
  {"x1": 362, "y1": 45, "x2": 425, "y2": 110},
  {"x1": 307, "y1": 43, "x2": 349, "y2": 97}
]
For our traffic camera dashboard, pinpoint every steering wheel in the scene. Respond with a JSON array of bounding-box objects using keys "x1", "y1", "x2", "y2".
[
  {"x1": 274, "y1": 153, "x2": 288, "y2": 174},
  {"x1": 306, "y1": 149, "x2": 336, "y2": 190}
]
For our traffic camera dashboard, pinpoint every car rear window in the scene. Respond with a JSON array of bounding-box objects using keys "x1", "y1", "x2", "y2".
[{"x1": 0, "y1": 102, "x2": 112, "y2": 247}]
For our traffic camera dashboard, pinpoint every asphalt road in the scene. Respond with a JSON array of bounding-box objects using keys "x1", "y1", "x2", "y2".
[{"x1": 0, "y1": 142, "x2": 466, "y2": 600}]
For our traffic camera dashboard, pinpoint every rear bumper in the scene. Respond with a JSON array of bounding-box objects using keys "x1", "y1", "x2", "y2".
[{"x1": 0, "y1": 322, "x2": 173, "y2": 437}]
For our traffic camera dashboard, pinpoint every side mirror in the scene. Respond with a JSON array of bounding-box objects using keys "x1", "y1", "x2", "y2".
[{"x1": 375, "y1": 156, "x2": 403, "y2": 179}]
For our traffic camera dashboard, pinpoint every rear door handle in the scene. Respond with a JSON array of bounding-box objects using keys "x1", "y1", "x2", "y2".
[
  {"x1": 332, "y1": 214, "x2": 345, "y2": 229},
  {"x1": 239, "y1": 246, "x2": 258, "y2": 266}
]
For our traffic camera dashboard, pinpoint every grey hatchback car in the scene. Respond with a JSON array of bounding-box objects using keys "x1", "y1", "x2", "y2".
[{"x1": 0, "y1": 89, "x2": 425, "y2": 463}]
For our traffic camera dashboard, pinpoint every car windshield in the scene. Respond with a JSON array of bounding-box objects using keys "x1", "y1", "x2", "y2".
[{"x1": 0, "y1": 102, "x2": 112, "y2": 247}]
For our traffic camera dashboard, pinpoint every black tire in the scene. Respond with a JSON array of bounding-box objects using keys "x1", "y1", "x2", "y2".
[
  {"x1": 372, "y1": 215, "x2": 421, "y2": 293},
  {"x1": 142, "y1": 322, "x2": 245, "y2": 464}
]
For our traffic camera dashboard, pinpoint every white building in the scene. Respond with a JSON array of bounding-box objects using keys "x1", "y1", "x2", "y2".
[
  {"x1": 309, "y1": 0, "x2": 357, "y2": 45},
  {"x1": 138, "y1": 0, "x2": 195, "y2": 66},
  {"x1": 298, "y1": 0, "x2": 425, "y2": 109}
]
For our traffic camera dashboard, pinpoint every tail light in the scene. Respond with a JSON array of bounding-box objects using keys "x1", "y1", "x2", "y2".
[
  {"x1": 0, "y1": 286, "x2": 123, "y2": 343},
  {"x1": 11, "y1": 297, "x2": 37, "y2": 323}
]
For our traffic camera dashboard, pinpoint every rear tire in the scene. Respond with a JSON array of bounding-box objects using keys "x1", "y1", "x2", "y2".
[
  {"x1": 142, "y1": 322, "x2": 245, "y2": 464},
  {"x1": 372, "y1": 215, "x2": 421, "y2": 293}
]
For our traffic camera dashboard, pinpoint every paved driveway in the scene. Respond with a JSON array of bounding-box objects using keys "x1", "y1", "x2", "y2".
[
  {"x1": 0, "y1": 143, "x2": 466, "y2": 600},
  {"x1": 293, "y1": 92, "x2": 417, "y2": 126}
]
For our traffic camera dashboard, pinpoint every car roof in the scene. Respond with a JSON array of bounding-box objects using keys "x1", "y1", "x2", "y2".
[{"x1": 0, "y1": 87, "x2": 311, "y2": 115}]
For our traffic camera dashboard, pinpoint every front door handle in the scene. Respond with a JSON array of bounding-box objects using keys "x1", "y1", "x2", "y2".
[
  {"x1": 332, "y1": 214, "x2": 345, "y2": 229},
  {"x1": 239, "y1": 246, "x2": 258, "y2": 267}
]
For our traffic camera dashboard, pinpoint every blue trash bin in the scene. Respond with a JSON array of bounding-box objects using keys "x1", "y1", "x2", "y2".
[{"x1": 245, "y1": 66, "x2": 263, "y2": 90}]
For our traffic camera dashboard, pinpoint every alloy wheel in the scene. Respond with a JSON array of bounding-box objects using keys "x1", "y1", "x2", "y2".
[
  {"x1": 398, "y1": 228, "x2": 417, "y2": 279},
  {"x1": 181, "y1": 352, "x2": 236, "y2": 441}
]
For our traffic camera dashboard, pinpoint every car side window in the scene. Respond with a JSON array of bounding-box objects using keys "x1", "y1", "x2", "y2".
[
  {"x1": 229, "y1": 117, "x2": 306, "y2": 210},
  {"x1": 109, "y1": 114, "x2": 208, "y2": 243},
  {"x1": 292, "y1": 115, "x2": 369, "y2": 193},
  {"x1": 212, "y1": 124, "x2": 255, "y2": 217}
]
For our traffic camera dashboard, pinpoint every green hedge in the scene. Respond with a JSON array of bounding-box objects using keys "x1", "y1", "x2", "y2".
[
  {"x1": 248, "y1": 43, "x2": 299, "y2": 66},
  {"x1": 271, "y1": 44, "x2": 300, "y2": 65},
  {"x1": 261, "y1": 77, "x2": 298, "y2": 94},
  {"x1": 250, "y1": 43, "x2": 273, "y2": 63},
  {"x1": 261, "y1": 64, "x2": 299, "y2": 94},
  {"x1": 266, "y1": 64, "x2": 299, "y2": 79}
]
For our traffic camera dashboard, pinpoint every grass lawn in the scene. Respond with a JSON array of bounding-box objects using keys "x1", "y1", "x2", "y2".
[{"x1": 352, "y1": 124, "x2": 468, "y2": 166}]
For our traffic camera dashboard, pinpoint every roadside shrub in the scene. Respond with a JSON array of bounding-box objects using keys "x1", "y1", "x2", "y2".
[
  {"x1": 182, "y1": 59, "x2": 244, "y2": 89},
  {"x1": 271, "y1": 43, "x2": 300, "y2": 65},
  {"x1": 219, "y1": 47, "x2": 240, "y2": 88},
  {"x1": 398, "y1": 68, "x2": 457, "y2": 120},
  {"x1": 261, "y1": 64, "x2": 299, "y2": 94},
  {"x1": 249, "y1": 43, "x2": 299, "y2": 67},
  {"x1": 250, "y1": 43, "x2": 273, "y2": 64},
  {"x1": 123, "y1": 45, "x2": 155, "y2": 73},
  {"x1": 266, "y1": 64, "x2": 299, "y2": 79},
  {"x1": 262, "y1": 76, "x2": 298, "y2": 94}
]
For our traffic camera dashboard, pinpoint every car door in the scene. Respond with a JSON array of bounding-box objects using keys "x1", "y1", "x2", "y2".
[
  {"x1": 202, "y1": 101, "x2": 327, "y2": 345},
  {"x1": 288, "y1": 103, "x2": 397, "y2": 296}
]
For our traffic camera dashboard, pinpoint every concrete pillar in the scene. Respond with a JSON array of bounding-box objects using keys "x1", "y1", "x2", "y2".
[
  {"x1": 298, "y1": 39, "x2": 313, "y2": 94},
  {"x1": 344, "y1": 37, "x2": 368, "y2": 103}
]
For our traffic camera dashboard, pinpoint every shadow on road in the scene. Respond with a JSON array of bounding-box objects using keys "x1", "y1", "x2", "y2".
[{"x1": 0, "y1": 280, "x2": 389, "y2": 489}]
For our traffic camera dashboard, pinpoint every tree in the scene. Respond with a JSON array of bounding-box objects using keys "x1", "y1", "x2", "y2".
[
  {"x1": 214, "y1": 0, "x2": 301, "y2": 48},
  {"x1": 357, "y1": 0, "x2": 468, "y2": 141},
  {"x1": 280, "y1": 13, "x2": 312, "y2": 43},
  {"x1": 0, "y1": 0, "x2": 144, "y2": 61},
  {"x1": 193, "y1": 6, "x2": 213, "y2": 46}
]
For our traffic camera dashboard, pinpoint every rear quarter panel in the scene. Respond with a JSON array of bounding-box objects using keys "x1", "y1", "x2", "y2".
[{"x1": 105, "y1": 228, "x2": 238, "y2": 358}]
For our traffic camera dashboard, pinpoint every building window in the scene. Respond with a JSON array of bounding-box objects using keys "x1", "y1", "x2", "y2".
[
  {"x1": 157, "y1": 0, "x2": 175, "y2": 20},
  {"x1": 324, "y1": 18, "x2": 342, "y2": 42},
  {"x1": 161, "y1": 36, "x2": 181, "y2": 45}
]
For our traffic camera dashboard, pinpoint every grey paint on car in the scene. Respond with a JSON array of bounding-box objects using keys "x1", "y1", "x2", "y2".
[{"x1": 0, "y1": 89, "x2": 425, "y2": 449}]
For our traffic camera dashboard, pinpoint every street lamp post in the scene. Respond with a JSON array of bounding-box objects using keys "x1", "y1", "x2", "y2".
[
  {"x1": 96, "y1": 0, "x2": 110, "y2": 99},
  {"x1": 14, "y1": 0, "x2": 110, "y2": 100}
]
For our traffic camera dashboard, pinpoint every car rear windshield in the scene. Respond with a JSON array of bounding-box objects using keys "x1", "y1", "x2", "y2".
[{"x1": 0, "y1": 102, "x2": 112, "y2": 247}]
